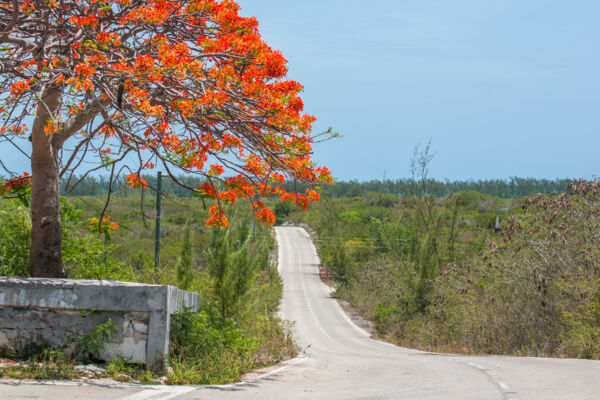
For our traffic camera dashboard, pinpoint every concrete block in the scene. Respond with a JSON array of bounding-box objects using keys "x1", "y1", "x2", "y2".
[{"x1": 0, "y1": 277, "x2": 199, "y2": 370}]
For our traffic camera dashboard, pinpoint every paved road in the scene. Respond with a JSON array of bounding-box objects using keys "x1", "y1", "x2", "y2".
[{"x1": 2, "y1": 226, "x2": 600, "y2": 399}]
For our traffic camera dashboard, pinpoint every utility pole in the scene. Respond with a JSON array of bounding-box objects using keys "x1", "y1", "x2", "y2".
[{"x1": 154, "y1": 171, "x2": 162, "y2": 273}]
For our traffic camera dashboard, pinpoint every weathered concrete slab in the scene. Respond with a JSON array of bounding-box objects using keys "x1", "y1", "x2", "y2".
[{"x1": 0, "y1": 278, "x2": 199, "y2": 370}]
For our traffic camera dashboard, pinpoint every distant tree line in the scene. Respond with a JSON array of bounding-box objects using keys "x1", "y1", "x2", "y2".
[
  {"x1": 60, "y1": 175, "x2": 577, "y2": 199},
  {"x1": 314, "y1": 178, "x2": 577, "y2": 198},
  {"x1": 60, "y1": 174, "x2": 206, "y2": 198}
]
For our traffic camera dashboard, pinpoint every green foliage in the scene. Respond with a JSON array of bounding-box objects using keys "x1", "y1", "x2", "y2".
[
  {"x1": 30, "y1": 348, "x2": 67, "y2": 364},
  {"x1": 293, "y1": 174, "x2": 521, "y2": 340},
  {"x1": 0, "y1": 196, "x2": 134, "y2": 280},
  {"x1": 168, "y1": 305, "x2": 297, "y2": 385},
  {"x1": 65, "y1": 195, "x2": 214, "y2": 285},
  {"x1": 77, "y1": 319, "x2": 118, "y2": 362},
  {"x1": 104, "y1": 356, "x2": 159, "y2": 383},
  {"x1": 0, "y1": 192, "x2": 297, "y2": 382},
  {"x1": 373, "y1": 303, "x2": 396, "y2": 335},
  {"x1": 0, "y1": 199, "x2": 30, "y2": 276},
  {"x1": 303, "y1": 181, "x2": 600, "y2": 360},
  {"x1": 60, "y1": 174, "x2": 575, "y2": 199},
  {"x1": 205, "y1": 227, "x2": 261, "y2": 319},
  {"x1": 169, "y1": 306, "x2": 257, "y2": 384},
  {"x1": 167, "y1": 216, "x2": 296, "y2": 384},
  {"x1": 105, "y1": 356, "x2": 141, "y2": 376},
  {"x1": 0, "y1": 348, "x2": 80, "y2": 381},
  {"x1": 393, "y1": 181, "x2": 600, "y2": 359},
  {"x1": 322, "y1": 236, "x2": 357, "y2": 285},
  {"x1": 61, "y1": 199, "x2": 134, "y2": 281},
  {"x1": 0, "y1": 349, "x2": 159, "y2": 383},
  {"x1": 273, "y1": 201, "x2": 292, "y2": 224}
]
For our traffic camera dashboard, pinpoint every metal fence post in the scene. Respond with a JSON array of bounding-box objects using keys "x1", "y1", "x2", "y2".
[{"x1": 154, "y1": 171, "x2": 162, "y2": 273}]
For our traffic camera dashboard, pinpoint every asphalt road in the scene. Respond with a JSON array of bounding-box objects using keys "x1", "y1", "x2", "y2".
[{"x1": 2, "y1": 226, "x2": 599, "y2": 399}]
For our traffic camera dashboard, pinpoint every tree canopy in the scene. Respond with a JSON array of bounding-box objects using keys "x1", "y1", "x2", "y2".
[{"x1": 0, "y1": 0, "x2": 331, "y2": 276}]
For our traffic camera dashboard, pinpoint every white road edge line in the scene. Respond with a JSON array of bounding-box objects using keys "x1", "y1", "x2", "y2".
[
  {"x1": 467, "y1": 362, "x2": 486, "y2": 370},
  {"x1": 118, "y1": 385, "x2": 196, "y2": 400},
  {"x1": 301, "y1": 228, "x2": 372, "y2": 339},
  {"x1": 216, "y1": 356, "x2": 309, "y2": 389},
  {"x1": 466, "y1": 362, "x2": 511, "y2": 393}
]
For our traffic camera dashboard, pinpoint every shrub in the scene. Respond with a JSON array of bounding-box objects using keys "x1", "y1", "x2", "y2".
[
  {"x1": 168, "y1": 306, "x2": 257, "y2": 384},
  {"x1": 0, "y1": 200, "x2": 31, "y2": 276},
  {"x1": 77, "y1": 319, "x2": 118, "y2": 362},
  {"x1": 410, "y1": 181, "x2": 600, "y2": 358}
]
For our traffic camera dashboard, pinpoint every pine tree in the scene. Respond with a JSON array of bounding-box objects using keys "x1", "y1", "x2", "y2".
[{"x1": 205, "y1": 228, "x2": 259, "y2": 319}]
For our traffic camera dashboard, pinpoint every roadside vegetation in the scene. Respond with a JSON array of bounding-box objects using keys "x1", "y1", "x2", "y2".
[
  {"x1": 1, "y1": 167, "x2": 597, "y2": 383},
  {"x1": 0, "y1": 192, "x2": 297, "y2": 384},
  {"x1": 289, "y1": 176, "x2": 600, "y2": 359}
]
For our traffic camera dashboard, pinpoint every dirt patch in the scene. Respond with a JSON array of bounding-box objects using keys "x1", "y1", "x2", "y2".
[
  {"x1": 336, "y1": 299, "x2": 375, "y2": 335},
  {"x1": 317, "y1": 263, "x2": 336, "y2": 288}
]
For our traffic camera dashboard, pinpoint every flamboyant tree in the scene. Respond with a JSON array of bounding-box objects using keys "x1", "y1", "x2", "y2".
[{"x1": 0, "y1": 0, "x2": 332, "y2": 278}]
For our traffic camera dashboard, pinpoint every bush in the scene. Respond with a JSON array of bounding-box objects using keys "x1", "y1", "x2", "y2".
[
  {"x1": 168, "y1": 306, "x2": 257, "y2": 384},
  {"x1": 77, "y1": 319, "x2": 118, "y2": 362},
  {"x1": 167, "y1": 218, "x2": 298, "y2": 384},
  {"x1": 408, "y1": 181, "x2": 600, "y2": 358},
  {"x1": 273, "y1": 201, "x2": 292, "y2": 225},
  {"x1": 0, "y1": 200, "x2": 31, "y2": 276}
]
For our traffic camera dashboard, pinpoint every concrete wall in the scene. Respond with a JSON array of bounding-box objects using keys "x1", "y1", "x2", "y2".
[{"x1": 0, "y1": 277, "x2": 199, "y2": 370}]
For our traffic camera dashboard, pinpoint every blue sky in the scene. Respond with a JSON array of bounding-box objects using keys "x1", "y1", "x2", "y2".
[
  {"x1": 2, "y1": 1, "x2": 599, "y2": 181},
  {"x1": 236, "y1": 0, "x2": 600, "y2": 180}
]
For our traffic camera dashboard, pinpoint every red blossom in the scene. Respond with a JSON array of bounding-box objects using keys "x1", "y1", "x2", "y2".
[
  {"x1": 1, "y1": 0, "x2": 332, "y2": 232},
  {"x1": 206, "y1": 205, "x2": 230, "y2": 228},
  {"x1": 126, "y1": 173, "x2": 148, "y2": 189},
  {"x1": 255, "y1": 208, "x2": 276, "y2": 226}
]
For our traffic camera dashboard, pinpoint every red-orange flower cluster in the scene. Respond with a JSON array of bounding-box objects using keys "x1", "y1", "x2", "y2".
[
  {"x1": 206, "y1": 205, "x2": 230, "y2": 228},
  {"x1": 0, "y1": 173, "x2": 32, "y2": 197},
  {"x1": 126, "y1": 174, "x2": 149, "y2": 189},
  {"x1": 88, "y1": 216, "x2": 119, "y2": 234},
  {"x1": 10, "y1": 80, "x2": 30, "y2": 98},
  {"x1": 0, "y1": 0, "x2": 333, "y2": 232},
  {"x1": 218, "y1": 191, "x2": 237, "y2": 204},
  {"x1": 255, "y1": 207, "x2": 276, "y2": 225}
]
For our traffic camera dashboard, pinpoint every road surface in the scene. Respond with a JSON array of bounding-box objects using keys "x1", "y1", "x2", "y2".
[{"x1": 2, "y1": 226, "x2": 599, "y2": 399}]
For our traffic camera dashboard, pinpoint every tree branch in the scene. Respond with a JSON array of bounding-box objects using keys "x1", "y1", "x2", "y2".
[
  {"x1": 0, "y1": 33, "x2": 35, "y2": 49},
  {"x1": 52, "y1": 95, "x2": 111, "y2": 149},
  {"x1": 0, "y1": 0, "x2": 35, "y2": 49}
]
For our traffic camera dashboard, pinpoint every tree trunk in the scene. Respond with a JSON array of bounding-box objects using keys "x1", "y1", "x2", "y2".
[{"x1": 30, "y1": 87, "x2": 65, "y2": 278}]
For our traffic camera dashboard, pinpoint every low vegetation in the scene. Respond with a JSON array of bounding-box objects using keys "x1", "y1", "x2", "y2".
[
  {"x1": 413, "y1": 181, "x2": 600, "y2": 358},
  {"x1": 0, "y1": 192, "x2": 297, "y2": 384},
  {"x1": 1, "y1": 168, "x2": 597, "y2": 385},
  {"x1": 292, "y1": 179, "x2": 600, "y2": 359},
  {"x1": 0, "y1": 349, "x2": 82, "y2": 381}
]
